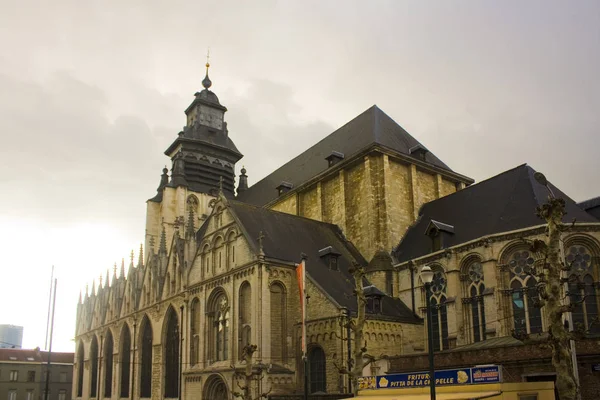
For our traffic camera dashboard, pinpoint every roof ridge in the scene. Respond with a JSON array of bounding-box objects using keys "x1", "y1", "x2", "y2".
[
  {"x1": 419, "y1": 163, "x2": 529, "y2": 214},
  {"x1": 229, "y1": 200, "x2": 343, "y2": 229}
]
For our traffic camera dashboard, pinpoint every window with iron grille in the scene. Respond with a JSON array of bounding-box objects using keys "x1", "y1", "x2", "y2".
[{"x1": 308, "y1": 346, "x2": 326, "y2": 393}]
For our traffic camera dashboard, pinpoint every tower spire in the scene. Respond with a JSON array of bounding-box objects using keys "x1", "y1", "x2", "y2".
[
  {"x1": 202, "y1": 48, "x2": 212, "y2": 89},
  {"x1": 120, "y1": 258, "x2": 126, "y2": 278},
  {"x1": 105, "y1": 269, "x2": 110, "y2": 287},
  {"x1": 138, "y1": 244, "x2": 144, "y2": 267},
  {"x1": 159, "y1": 224, "x2": 167, "y2": 255}
]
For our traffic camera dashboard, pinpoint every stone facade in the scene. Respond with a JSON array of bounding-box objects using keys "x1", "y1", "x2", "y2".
[
  {"x1": 268, "y1": 152, "x2": 468, "y2": 261},
  {"x1": 73, "y1": 70, "x2": 600, "y2": 400}
]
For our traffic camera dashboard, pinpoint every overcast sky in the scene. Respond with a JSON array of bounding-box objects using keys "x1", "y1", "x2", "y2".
[{"x1": 1, "y1": 0, "x2": 599, "y2": 352}]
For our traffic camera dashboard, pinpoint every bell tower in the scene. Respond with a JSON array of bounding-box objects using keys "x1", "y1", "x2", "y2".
[
  {"x1": 145, "y1": 59, "x2": 243, "y2": 254},
  {"x1": 163, "y1": 59, "x2": 243, "y2": 197}
]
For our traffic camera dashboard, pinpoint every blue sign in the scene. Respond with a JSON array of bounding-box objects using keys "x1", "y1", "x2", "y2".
[{"x1": 358, "y1": 365, "x2": 501, "y2": 390}]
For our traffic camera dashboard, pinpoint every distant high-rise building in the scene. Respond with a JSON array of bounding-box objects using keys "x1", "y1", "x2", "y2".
[{"x1": 0, "y1": 325, "x2": 23, "y2": 349}]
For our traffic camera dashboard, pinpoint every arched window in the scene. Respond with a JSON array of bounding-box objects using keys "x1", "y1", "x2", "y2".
[
  {"x1": 270, "y1": 282, "x2": 287, "y2": 363},
  {"x1": 462, "y1": 257, "x2": 487, "y2": 343},
  {"x1": 76, "y1": 342, "x2": 84, "y2": 397},
  {"x1": 119, "y1": 325, "x2": 131, "y2": 398},
  {"x1": 506, "y1": 248, "x2": 543, "y2": 335},
  {"x1": 89, "y1": 336, "x2": 98, "y2": 397},
  {"x1": 202, "y1": 245, "x2": 211, "y2": 277},
  {"x1": 308, "y1": 346, "x2": 326, "y2": 393},
  {"x1": 207, "y1": 290, "x2": 229, "y2": 362},
  {"x1": 227, "y1": 232, "x2": 236, "y2": 269},
  {"x1": 164, "y1": 307, "x2": 179, "y2": 398},
  {"x1": 238, "y1": 283, "x2": 252, "y2": 360},
  {"x1": 214, "y1": 237, "x2": 224, "y2": 273},
  {"x1": 427, "y1": 266, "x2": 449, "y2": 351},
  {"x1": 566, "y1": 241, "x2": 600, "y2": 334},
  {"x1": 139, "y1": 317, "x2": 153, "y2": 398},
  {"x1": 190, "y1": 298, "x2": 200, "y2": 366},
  {"x1": 203, "y1": 375, "x2": 229, "y2": 400},
  {"x1": 103, "y1": 330, "x2": 114, "y2": 398}
]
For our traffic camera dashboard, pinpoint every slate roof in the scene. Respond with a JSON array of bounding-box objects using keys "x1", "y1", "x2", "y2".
[
  {"x1": 228, "y1": 201, "x2": 420, "y2": 322},
  {"x1": 237, "y1": 105, "x2": 465, "y2": 206},
  {"x1": 578, "y1": 196, "x2": 600, "y2": 220},
  {"x1": 393, "y1": 164, "x2": 599, "y2": 263}
]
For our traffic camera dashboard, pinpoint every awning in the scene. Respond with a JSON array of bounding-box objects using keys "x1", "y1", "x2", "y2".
[{"x1": 344, "y1": 391, "x2": 501, "y2": 400}]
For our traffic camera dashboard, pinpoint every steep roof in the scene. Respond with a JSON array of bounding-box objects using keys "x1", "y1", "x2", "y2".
[
  {"x1": 228, "y1": 201, "x2": 419, "y2": 322},
  {"x1": 578, "y1": 196, "x2": 600, "y2": 220},
  {"x1": 237, "y1": 105, "x2": 461, "y2": 206},
  {"x1": 393, "y1": 164, "x2": 598, "y2": 263}
]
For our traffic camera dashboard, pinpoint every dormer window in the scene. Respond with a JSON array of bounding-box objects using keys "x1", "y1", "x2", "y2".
[
  {"x1": 318, "y1": 246, "x2": 341, "y2": 270},
  {"x1": 276, "y1": 181, "x2": 293, "y2": 196},
  {"x1": 367, "y1": 297, "x2": 382, "y2": 314},
  {"x1": 325, "y1": 151, "x2": 345, "y2": 167},
  {"x1": 425, "y1": 220, "x2": 454, "y2": 252},
  {"x1": 363, "y1": 285, "x2": 386, "y2": 314},
  {"x1": 409, "y1": 144, "x2": 429, "y2": 161}
]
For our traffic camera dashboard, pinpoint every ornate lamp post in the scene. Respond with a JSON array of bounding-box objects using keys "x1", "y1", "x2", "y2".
[{"x1": 420, "y1": 266, "x2": 436, "y2": 400}]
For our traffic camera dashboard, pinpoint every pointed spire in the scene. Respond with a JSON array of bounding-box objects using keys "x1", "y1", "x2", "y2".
[
  {"x1": 149, "y1": 167, "x2": 170, "y2": 203},
  {"x1": 78, "y1": 290, "x2": 82, "y2": 304},
  {"x1": 237, "y1": 166, "x2": 248, "y2": 195},
  {"x1": 187, "y1": 206, "x2": 195, "y2": 238},
  {"x1": 113, "y1": 263, "x2": 118, "y2": 279},
  {"x1": 120, "y1": 258, "x2": 126, "y2": 278},
  {"x1": 202, "y1": 49, "x2": 212, "y2": 89},
  {"x1": 85, "y1": 284, "x2": 89, "y2": 298},
  {"x1": 159, "y1": 224, "x2": 167, "y2": 255},
  {"x1": 92, "y1": 280, "x2": 96, "y2": 296},
  {"x1": 258, "y1": 231, "x2": 265, "y2": 256},
  {"x1": 170, "y1": 151, "x2": 188, "y2": 188},
  {"x1": 105, "y1": 269, "x2": 110, "y2": 288},
  {"x1": 138, "y1": 244, "x2": 144, "y2": 267}
]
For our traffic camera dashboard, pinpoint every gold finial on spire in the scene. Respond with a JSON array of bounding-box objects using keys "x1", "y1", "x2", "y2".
[{"x1": 202, "y1": 48, "x2": 213, "y2": 89}]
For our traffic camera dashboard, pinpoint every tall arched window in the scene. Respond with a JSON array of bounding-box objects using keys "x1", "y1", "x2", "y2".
[
  {"x1": 119, "y1": 325, "x2": 131, "y2": 398},
  {"x1": 308, "y1": 346, "x2": 326, "y2": 393},
  {"x1": 139, "y1": 317, "x2": 153, "y2": 398},
  {"x1": 190, "y1": 298, "x2": 200, "y2": 366},
  {"x1": 103, "y1": 330, "x2": 114, "y2": 398},
  {"x1": 164, "y1": 307, "x2": 179, "y2": 398},
  {"x1": 238, "y1": 283, "x2": 252, "y2": 360},
  {"x1": 427, "y1": 266, "x2": 449, "y2": 351},
  {"x1": 462, "y1": 257, "x2": 487, "y2": 343},
  {"x1": 207, "y1": 290, "x2": 229, "y2": 362},
  {"x1": 89, "y1": 336, "x2": 98, "y2": 397},
  {"x1": 506, "y1": 248, "x2": 543, "y2": 335},
  {"x1": 202, "y1": 245, "x2": 210, "y2": 277},
  {"x1": 270, "y1": 282, "x2": 287, "y2": 363},
  {"x1": 76, "y1": 342, "x2": 84, "y2": 397},
  {"x1": 214, "y1": 237, "x2": 224, "y2": 273},
  {"x1": 566, "y1": 241, "x2": 600, "y2": 334},
  {"x1": 227, "y1": 232, "x2": 236, "y2": 269}
]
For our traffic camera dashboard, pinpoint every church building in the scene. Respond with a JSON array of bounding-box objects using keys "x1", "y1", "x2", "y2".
[{"x1": 73, "y1": 65, "x2": 600, "y2": 400}]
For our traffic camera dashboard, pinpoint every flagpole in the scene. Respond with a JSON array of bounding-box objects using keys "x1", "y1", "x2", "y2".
[
  {"x1": 299, "y1": 253, "x2": 308, "y2": 400},
  {"x1": 296, "y1": 254, "x2": 308, "y2": 399}
]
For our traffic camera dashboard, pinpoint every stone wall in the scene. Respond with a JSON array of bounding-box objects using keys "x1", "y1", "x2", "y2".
[{"x1": 268, "y1": 150, "x2": 463, "y2": 261}]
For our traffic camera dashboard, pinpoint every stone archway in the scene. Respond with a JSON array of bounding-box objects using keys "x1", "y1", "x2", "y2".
[{"x1": 203, "y1": 374, "x2": 229, "y2": 400}]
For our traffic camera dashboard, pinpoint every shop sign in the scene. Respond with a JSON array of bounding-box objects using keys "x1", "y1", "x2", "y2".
[{"x1": 358, "y1": 365, "x2": 501, "y2": 390}]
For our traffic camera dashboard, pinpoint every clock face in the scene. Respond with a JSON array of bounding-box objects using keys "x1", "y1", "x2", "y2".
[{"x1": 199, "y1": 106, "x2": 223, "y2": 130}]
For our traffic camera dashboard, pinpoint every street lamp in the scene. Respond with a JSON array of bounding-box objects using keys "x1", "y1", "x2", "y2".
[{"x1": 420, "y1": 266, "x2": 436, "y2": 400}]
